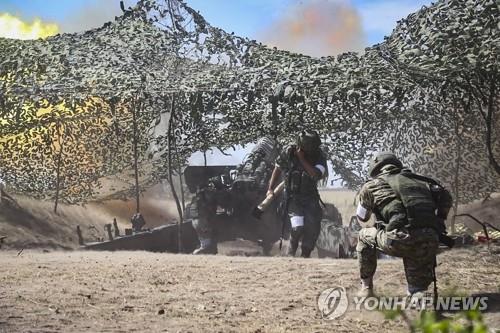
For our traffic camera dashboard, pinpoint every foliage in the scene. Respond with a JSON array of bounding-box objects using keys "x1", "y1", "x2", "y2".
[{"x1": 383, "y1": 309, "x2": 489, "y2": 333}]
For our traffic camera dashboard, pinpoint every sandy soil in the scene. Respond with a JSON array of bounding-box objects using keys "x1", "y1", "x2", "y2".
[
  {"x1": 1, "y1": 191, "x2": 499, "y2": 332},
  {"x1": 1, "y1": 248, "x2": 499, "y2": 333},
  {"x1": 0, "y1": 194, "x2": 178, "y2": 250}
]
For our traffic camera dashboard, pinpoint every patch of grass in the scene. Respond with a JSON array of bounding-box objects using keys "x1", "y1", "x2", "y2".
[{"x1": 382, "y1": 309, "x2": 489, "y2": 333}]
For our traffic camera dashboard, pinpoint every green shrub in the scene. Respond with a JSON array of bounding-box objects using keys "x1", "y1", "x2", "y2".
[{"x1": 382, "y1": 309, "x2": 489, "y2": 333}]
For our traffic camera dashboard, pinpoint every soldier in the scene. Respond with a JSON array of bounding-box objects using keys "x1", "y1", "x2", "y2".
[
  {"x1": 190, "y1": 137, "x2": 279, "y2": 255},
  {"x1": 190, "y1": 190, "x2": 217, "y2": 254},
  {"x1": 0, "y1": 176, "x2": 5, "y2": 204},
  {"x1": 356, "y1": 152, "x2": 452, "y2": 297},
  {"x1": 190, "y1": 182, "x2": 218, "y2": 255},
  {"x1": 0, "y1": 176, "x2": 16, "y2": 206},
  {"x1": 191, "y1": 175, "x2": 232, "y2": 255},
  {"x1": 267, "y1": 131, "x2": 328, "y2": 258},
  {"x1": 130, "y1": 212, "x2": 146, "y2": 232}
]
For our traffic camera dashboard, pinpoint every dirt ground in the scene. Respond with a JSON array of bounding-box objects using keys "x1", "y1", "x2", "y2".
[
  {"x1": 1, "y1": 247, "x2": 499, "y2": 333},
  {"x1": 1, "y1": 192, "x2": 499, "y2": 332}
]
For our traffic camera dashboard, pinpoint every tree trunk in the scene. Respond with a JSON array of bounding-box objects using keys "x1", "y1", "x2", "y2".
[
  {"x1": 450, "y1": 119, "x2": 462, "y2": 235},
  {"x1": 271, "y1": 96, "x2": 278, "y2": 140},
  {"x1": 167, "y1": 95, "x2": 184, "y2": 253},
  {"x1": 179, "y1": 171, "x2": 186, "y2": 212},
  {"x1": 132, "y1": 97, "x2": 140, "y2": 213},
  {"x1": 175, "y1": 143, "x2": 186, "y2": 211},
  {"x1": 485, "y1": 78, "x2": 500, "y2": 175},
  {"x1": 449, "y1": 92, "x2": 471, "y2": 234},
  {"x1": 54, "y1": 121, "x2": 64, "y2": 214}
]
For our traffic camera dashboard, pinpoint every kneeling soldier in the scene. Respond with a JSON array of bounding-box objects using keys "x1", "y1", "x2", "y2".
[{"x1": 356, "y1": 152, "x2": 452, "y2": 297}]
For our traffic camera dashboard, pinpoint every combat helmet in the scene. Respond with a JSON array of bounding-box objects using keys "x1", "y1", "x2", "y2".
[
  {"x1": 368, "y1": 151, "x2": 403, "y2": 177},
  {"x1": 297, "y1": 130, "x2": 321, "y2": 153}
]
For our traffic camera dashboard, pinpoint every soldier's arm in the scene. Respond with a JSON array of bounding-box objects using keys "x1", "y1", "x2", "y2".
[
  {"x1": 356, "y1": 204, "x2": 371, "y2": 222},
  {"x1": 295, "y1": 148, "x2": 325, "y2": 180},
  {"x1": 267, "y1": 166, "x2": 282, "y2": 197},
  {"x1": 434, "y1": 185, "x2": 453, "y2": 219},
  {"x1": 356, "y1": 183, "x2": 374, "y2": 222}
]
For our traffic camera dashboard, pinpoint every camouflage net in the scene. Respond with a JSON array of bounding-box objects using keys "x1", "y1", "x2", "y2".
[{"x1": 0, "y1": 0, "x2": 498, "y2": 204}]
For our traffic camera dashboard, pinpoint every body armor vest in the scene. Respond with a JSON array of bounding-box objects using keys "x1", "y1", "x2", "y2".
[{"x1": 380, "y1": 171, "x2": 440, "y2": 231}]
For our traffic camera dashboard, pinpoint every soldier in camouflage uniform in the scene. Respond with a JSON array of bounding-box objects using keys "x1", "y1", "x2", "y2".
[
  {"x1": 267, "y1": 131, "x2": 327, "y2": 258},
  {"x1": 130, "y1": 213, "x2": 146, "y2": 232},
  {"x1": 190, "y1": 188, "x2": 217, "y2": 255},
  {"x1": 190, "y1": 176, "x2": 232, "y2": 255},
  {"x1": 356, "y1": 152, "x2": 452, "y2": 296},
  {"x1": 190, "y1": 137, "x2": 279, "y2": 255}
]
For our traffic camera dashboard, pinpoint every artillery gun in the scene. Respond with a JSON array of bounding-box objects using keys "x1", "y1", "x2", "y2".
[
  {"x1": 83, "y1": 137, "x2": 282, "y2": 254},
  {"x1": 82, "y1": 137, "x2": 356, "y2": 257},
  {"x1": 184, "y1": 137, "x2": 282, "y2": 254}
]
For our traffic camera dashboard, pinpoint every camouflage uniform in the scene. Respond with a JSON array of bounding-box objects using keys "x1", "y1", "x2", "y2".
[
  {"x1": 189, "y1": 137, "x2": 280, "y2": 255},
  {"x1": 189, "y1": 189, "x2": 216, "y2": 249},
  {"x1": 0, "y1": 178, "x2": 4, "y2": 203},
  {"x1": 357, "y1": 227, "x2": 439, "y2": 292},
  {"x1": 275, "y1": 145, "x2": 327, "y2": 257},
  {"x1": 131, "y1": 213, "x2": 146, "y2": 232},
  {"x1": 190, "y1": 183, "x2": 232, "y2": 254},
  {"x1": 356, "y1": 164, "x2": 442, "y2": 294}
]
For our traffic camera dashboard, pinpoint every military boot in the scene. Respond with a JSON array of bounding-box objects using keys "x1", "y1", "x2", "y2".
[
  {"x1": 406, "y1": 286, "x2": 429, "y2": 308},
  {"x1": 287, "y1": 226, "x2": 303, "y2": 257},
  {"x1": 357, "y1": 277, "x2": 375, "y2": 297},
  {"x1": 301, "y1": 248, "x2": 312, "y2": 258},
  {"x1": 193, "y1": 238, "x2": 218, "y2": 255},
  {"x1": 287, "y1": 242, "x2": 298, "y2": 257}
]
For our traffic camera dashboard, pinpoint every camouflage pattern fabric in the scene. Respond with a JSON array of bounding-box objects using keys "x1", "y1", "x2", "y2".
[
  {"x1": 189, "y1": 188, "x2": 219, "y2": 240},
  {"x1": 360, "y1": 165, "x2": 452, "y2": 234},
  {"x1": 315, "y1": 203, "x2": 359, "y2": 258},
  {"x1": 381, "y1": 170, "x2": 445, "y2": 231},
  {"x1": 275, "y1": 145, "x2": 327, "y2": 197},
  {"x1": 358, "y1": 165, "x2": 408, "y2": 231},
  {"x1": 131, "y1": 213, "x2": 146, "y2": 231},
  {"x1": 358, "y1": 173, "x2": 398, "y2": 211},
  {"x1": 357, "y1": 227, "x2": 439, "y2": 290},
  {"x1": 357, "y1": 163, "x2": 445, "y2": 291},
  {"x1": 316, "y1": 219, "x2": 351, "y2": 258},
  {"x1": 0, "y1": 179, "x2": 5, "y2": 204}
]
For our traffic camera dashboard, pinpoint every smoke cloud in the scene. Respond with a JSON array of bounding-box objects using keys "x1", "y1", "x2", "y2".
[
  {"x1": 260, "y1": 0, "x2": 366, "y2": 57},
  {"x1": 0, "y1": 13, "x2": 59, "y2": 39}
]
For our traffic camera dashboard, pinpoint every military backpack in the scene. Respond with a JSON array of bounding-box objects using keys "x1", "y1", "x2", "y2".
[{"x1": 380, "y1": 170, "x2": 452, "y2": 234}]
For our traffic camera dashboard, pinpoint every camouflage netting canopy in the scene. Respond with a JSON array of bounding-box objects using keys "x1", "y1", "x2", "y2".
[{"x1": 0, "y1": 0, "x2": 499, "y2": 205}]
